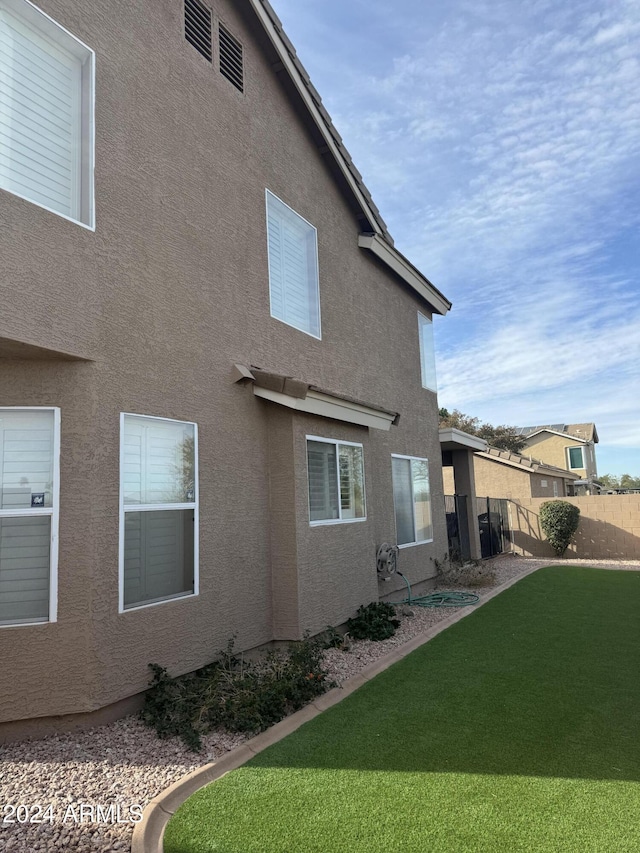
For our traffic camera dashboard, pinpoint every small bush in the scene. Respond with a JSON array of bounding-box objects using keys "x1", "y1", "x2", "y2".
[
  {"x1": 436, "y1": 555, "x2": 496, "y2": 588},
  {"x1": 142, "y1": 635, "x2": 333, "y2": 751},
  {"x1": 346, "y1": 602, "x2": 400, "y2": 641},
  {"x1": 539, "y1": 500, "x2": 580, "y2": 556},
  {"x1": 321, "y1": 625, "x2": 344, "y2": 649}
]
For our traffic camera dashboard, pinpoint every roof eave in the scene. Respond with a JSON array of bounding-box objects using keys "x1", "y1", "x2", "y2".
[{"x1": 358, "y1": 234, "x2": 452, "y2": 316}]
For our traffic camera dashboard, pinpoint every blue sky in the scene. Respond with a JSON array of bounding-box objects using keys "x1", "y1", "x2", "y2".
[{"x1": 270, "y1": 0, "x2": 640, "y2": 477}]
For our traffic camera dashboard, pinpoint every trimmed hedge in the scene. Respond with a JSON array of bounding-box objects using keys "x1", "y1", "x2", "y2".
[{"x1": 539, "y1": 500, "x2": 580, "y2": 556}]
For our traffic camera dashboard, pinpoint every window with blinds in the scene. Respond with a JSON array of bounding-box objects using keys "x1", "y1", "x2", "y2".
[
  {"x1": 0, "y1": 0, "x2": 94, "y2": 227},
  {"x1": 120, "y1": 414, "x2": 198, "y2": 611},
  {"x1": 391, "y1": 455, "x2": 432, "y2": 546},
  {"x1": 307, "y1": 437, "x2": 365, "y2": 524},
  {"x1": 266, "y1": 190, "x2": 321, "y2": 338},
  {"x1": 0, "y1": 407, "x2": 59, "y2": 626}
]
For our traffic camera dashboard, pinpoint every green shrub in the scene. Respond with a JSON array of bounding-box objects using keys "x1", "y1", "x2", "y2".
[
  {"x1": 346, "y1": 602, "x2": 400, "y2": 641},
  {"x1": 142, "y1": 636, "x2": 333, "y2": 751},
  {"x1": 321, "y1": 625, "x2": 344, "y2": 649},
  {"x1": 539, "y1": 500, "x2": 580, "y2": 556}
]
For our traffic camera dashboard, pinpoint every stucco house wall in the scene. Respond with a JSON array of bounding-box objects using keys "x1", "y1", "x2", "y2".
[
  {"x1": 522, "y1": 433, "x2": 596, "y2": 480},
  {"x1": 0, "y1": 0, "x2": 448, "y2": 731},
  {"x1": 443, "y1": 455, "x2": 569, "y2": 500}
]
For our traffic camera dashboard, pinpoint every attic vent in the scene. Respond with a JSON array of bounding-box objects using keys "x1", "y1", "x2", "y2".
[
  {"x1": 185, "y1": 0, "x2": 212, "y2": 62},
  {"x1": 219, "y1": 23, "x2": 244, "y2": 92}
]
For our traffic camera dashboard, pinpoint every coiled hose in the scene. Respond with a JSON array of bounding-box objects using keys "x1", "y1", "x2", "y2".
[{"x1": 391, "y1": 571, "x2": 479, "y2": 608}]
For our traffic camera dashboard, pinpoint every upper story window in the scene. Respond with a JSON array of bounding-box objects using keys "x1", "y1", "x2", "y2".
[
  {"x1": 266, "y1": 190, "x2": 321, "y2": 339},
  {"x1": 567, "y1": 446, "x2": 585, "y2": 470},
  {"x1": 418, "y1": 313, "x2": 437, "y2": 391},
  {"x1": 0, "y1": 0, "x2": 95, "y2": 228},
  {"x1": 391, "y1": 454, "x2": 433, "y2": 547},
  {"x1": 0, "y1": 407, "x2": 59, "y2": 626},
  {"x1": 307, "y1": 437, "x2": 365, "y2": 525},
  {"x1": 119, "y1": 414, "x2": 198, "y2": 611}
]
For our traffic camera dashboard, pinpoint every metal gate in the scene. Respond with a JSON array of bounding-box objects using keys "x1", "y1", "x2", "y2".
[
  {"x1": 476, "y1": 497, "x2": 511, "y2": 558},
  {"x1": 444, "y1": 494, "x2": 471, "y2": 562}
]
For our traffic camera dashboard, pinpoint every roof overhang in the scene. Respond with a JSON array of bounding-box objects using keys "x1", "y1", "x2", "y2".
[
  {"x1": 0, "y1": 335, "x2": 90, "y2": 361},
  {"x1": 358, "y1": 234, "x2": 451, "y2": 316},
  {"x1": 233, "y1": 365, "x2": 398, "y2": 431},
  {"x1": 439, "y1": 429, "x2": 488, "y2": 453},
  {"x1": 254, "y1": 386, "x2": 396, "y2": 430}
]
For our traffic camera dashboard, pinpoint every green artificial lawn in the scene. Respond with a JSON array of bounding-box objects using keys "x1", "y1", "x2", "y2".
[{"x1": 164, "y1": 566, "x2": 640, "y2": 853}]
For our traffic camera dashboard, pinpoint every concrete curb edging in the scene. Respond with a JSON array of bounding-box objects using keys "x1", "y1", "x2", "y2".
[{"x1": 131, "y1": 565, "x2": 541, "y2": 853}]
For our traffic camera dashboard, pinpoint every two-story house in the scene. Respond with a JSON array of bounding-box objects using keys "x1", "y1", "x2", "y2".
[
  {"x1": 515, "y1": 424, "x2": 601, "y2": 495},
  {"x1": 0, "y1": 0, "x2": 453, "y2": 736}
]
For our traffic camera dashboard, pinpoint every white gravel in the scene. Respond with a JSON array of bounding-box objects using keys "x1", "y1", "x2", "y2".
[{"x1": 1, "y1": 555, "x2": 638, "y2": 852}]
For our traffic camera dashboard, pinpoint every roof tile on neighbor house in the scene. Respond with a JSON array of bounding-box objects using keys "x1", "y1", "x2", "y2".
[
  {"x1": 515, "y1": 422, "x2": 598, "y2": 443},
  {"x1": 565, "y1": 423, "x2": 599, "y2": 442},
  {"x1": 478, "y1": 446, "x2": 581, "y2": 479}
]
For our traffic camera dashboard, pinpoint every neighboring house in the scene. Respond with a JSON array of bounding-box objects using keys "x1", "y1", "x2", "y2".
[
  {"x1": 0, "y1": 0, "x2": 452, "y2": 734},
  {"x1": 514, "y1": 423, "x2": 601, "y2": 494},
  {"x1": 442, "y1": 447, "x2": 580, "y2": 500}
]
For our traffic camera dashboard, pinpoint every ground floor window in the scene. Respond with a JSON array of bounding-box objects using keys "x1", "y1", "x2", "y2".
[
  {"x1": 391, "y1": 454, "x2": 433, "y2": 546},
  {"x1": 306, "y1": 436, "x2": 366, "y2": 524},
  {"x1": 119, "y1": 414, "x2": 198, "y2": 610},
  {"x1": 0, "y1": 407, "x2": 59, "y2": 625}
]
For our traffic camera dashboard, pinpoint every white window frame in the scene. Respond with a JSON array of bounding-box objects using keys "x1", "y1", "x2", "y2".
[
  {"x1": 118, "y1": 413, "x2": 199, "y2": 613},
  {"x1": 265, "y1": 189, "x2": 321, "y2": 339},
  {"x1": 540, "y1": 479, "x2": 548, "y2": 488},
  {"x1": 391, "y1": 453, "x2": 433, "y2": 548},
  {"x1": 567, "y1": 445, "x2": 585, "y2": 470},
  {"x1": 553, "y1": 481, "x2": 559, "y2": 497},
  {"x1": 0, "y1": 0, "x2": 95, "y2": 229},
  {"x1": 417, "y1": 312, "x2": 437, "y2": 391},
  {"x1": 306, "y1": 435, "x2": 366, "y2": 526},
  {"x1": 0, "y1": 406, "x2": 60, "y2": 627}
]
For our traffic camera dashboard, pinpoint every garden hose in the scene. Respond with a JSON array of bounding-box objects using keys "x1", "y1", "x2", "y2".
[{"x1": 391, "y1": 572, "x2": 479, "y2": 608}]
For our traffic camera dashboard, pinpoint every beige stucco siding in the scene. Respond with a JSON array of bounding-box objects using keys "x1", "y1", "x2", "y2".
[
  {"x1": 444, "y1": 456, "x2": 569, "y2": 501},
  {"x1": 522, "y1": 433, "x2": 596, "y2": 479},
  {"x1": 0, "y1": 0, "x2": 446, "y2": 725},
  {"x1": 529, "y1": 474, "x2": 566, "y2": 498}
]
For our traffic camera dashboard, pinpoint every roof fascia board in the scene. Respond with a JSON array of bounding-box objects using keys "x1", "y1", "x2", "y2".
[
  {"x1": 253, "y1": 386, "x2": 396, "y2": 431},
  {"x1": 525, "y1": 428, "x2": 588, "y2": 444},
  {"x1": 438, "y1": 428, "x2": 487, "y2": 452},
  {"x1": 358, "y1": 234, "x2": 451, "y2": 316},
  {"x1": 248, "y1": 0, "x2": 385, "y2": 237}
]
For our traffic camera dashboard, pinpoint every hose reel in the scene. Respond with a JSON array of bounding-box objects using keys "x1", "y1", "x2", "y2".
[{"x1": 376, "y1": 542, "x2": 399, "y2": 579}]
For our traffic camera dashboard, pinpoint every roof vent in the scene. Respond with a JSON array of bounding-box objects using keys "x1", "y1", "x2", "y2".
[
  {"x1": 219, "y1": 23, "x2": 244, "y2": 92},
  {"x1": 185, "y1": 0, "x2": 212, "y2": 62}
]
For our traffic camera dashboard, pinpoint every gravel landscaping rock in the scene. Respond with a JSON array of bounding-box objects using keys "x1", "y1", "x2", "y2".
[{"x1": 1, "y1": 555, "x2": 638, "y2": 852}]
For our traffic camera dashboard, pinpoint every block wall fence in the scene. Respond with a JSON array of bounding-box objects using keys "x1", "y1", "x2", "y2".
[{"x1": 507, "y1": 495, "x2": 640, "y2": 560}]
